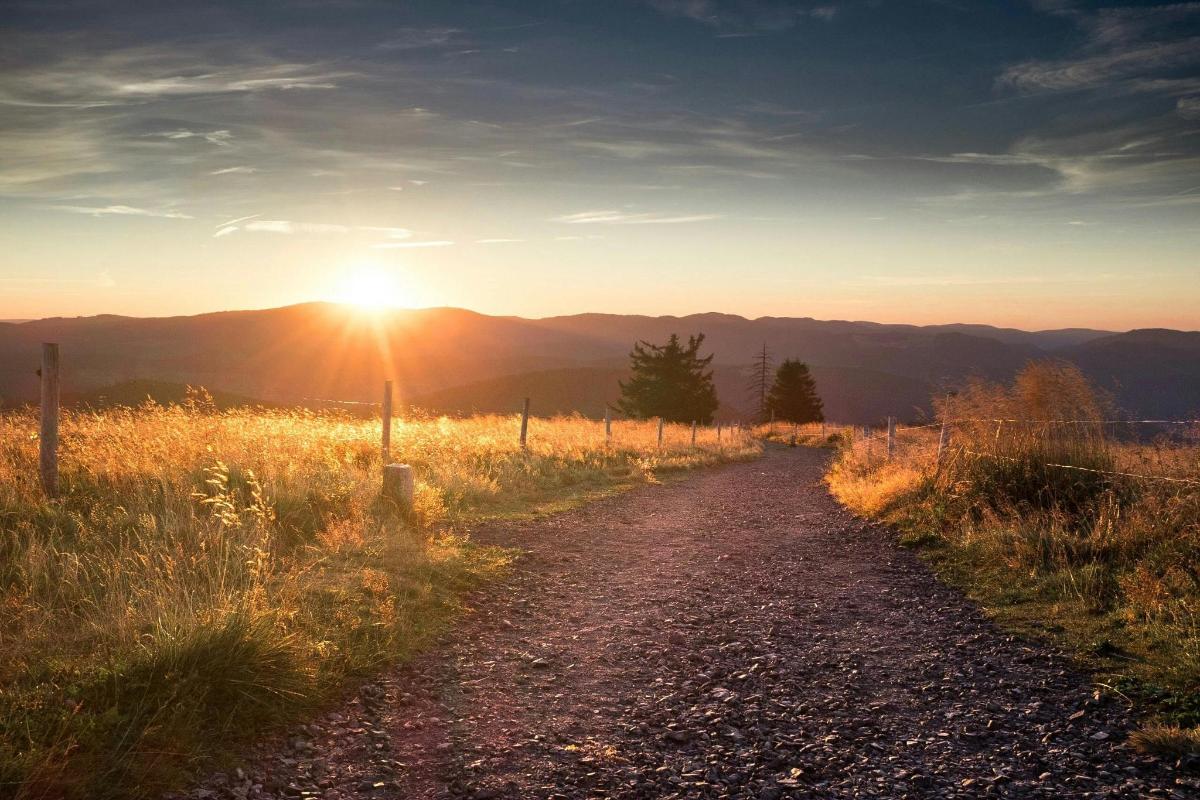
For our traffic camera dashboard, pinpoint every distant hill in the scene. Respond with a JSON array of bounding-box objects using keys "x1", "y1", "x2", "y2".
[
  {"x1": 0, "y1": 303, "x2": 1194, "y2": 422},
  {"x1": 1062, "y1": 329, "x2": 1200, "y2": 419},
  {"x1": 923, "y1": 324, "x2": 1111, "y2": 351},
  {"x1": 410, "y1": 367, "x2": 627, "y2": 418},
  {"x1": 65, "y1": 379, "x2": 274, "y2": 411}
]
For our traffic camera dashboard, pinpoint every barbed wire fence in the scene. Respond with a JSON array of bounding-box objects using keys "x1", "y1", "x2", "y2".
[
  {"x1": 842, "y1": 414, "x2": 1200, "y2": 491},
  {"x1": 12, "y1": 342, "x2": 1198, "y2": 497},
  {"x1": 9, "y1": 344, "x2": 764, "y2": 498}
]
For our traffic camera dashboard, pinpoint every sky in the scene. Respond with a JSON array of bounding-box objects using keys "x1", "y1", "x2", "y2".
[{"x1": 1, "y1": 0, "x2": 1198, "y2": 331}]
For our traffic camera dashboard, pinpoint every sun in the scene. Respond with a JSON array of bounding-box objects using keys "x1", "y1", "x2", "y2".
[{"x1": 334, "y1": 265, "x2": 404, "y2": 309}]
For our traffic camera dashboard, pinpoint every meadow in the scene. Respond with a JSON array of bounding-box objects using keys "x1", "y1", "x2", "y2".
[
  {"x1": 825, "y1": 363, "x2": 1200, "y2": 754},
  {"x1": 0, "y1": 393, "x2": 759, "y2": 799}
]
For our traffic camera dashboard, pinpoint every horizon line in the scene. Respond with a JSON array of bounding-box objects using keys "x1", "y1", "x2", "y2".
[{"x1": 5, "y1": 299, "x2": 1184, "y2": 336}]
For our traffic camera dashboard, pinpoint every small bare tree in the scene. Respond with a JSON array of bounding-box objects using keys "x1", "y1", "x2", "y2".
[{"x1": 746, "y1": 343, "x2": 772, "y2": 423}]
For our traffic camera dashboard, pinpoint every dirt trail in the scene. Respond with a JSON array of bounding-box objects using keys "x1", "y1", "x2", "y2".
[{"x1": 187, "y1": 447, "x2": 1193, "y2": 799}]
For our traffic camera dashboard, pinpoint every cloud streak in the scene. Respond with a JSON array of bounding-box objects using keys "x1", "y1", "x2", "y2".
[
  {"x1": 1001, "y1": 4, "x2": 1200, "y2": 95},
  {"x1": 552, "y1": 209, "x2": 719, "y2": 224},
  {"x1": 372, "y1": 239, "x2": 454, "y2": 249},
  {"x1": 47, "y1": 204, "x2": 191, "y2": 219}
]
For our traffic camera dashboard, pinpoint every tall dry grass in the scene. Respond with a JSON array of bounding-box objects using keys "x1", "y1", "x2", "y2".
[
  {"x1": 826, "y1": 363, "x2": 1200, "y2": 745},
  {"x1": 0, "y1": 394, "x2": 759, "y2": 798}
]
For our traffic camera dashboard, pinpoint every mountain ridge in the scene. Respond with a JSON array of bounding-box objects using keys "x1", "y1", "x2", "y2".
[{"x1": 1, "y1": 303, "x2": 1195, "y2": 421}]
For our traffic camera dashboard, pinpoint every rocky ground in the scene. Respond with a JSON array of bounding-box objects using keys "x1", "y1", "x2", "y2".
[{"x1": 178, "y1": 447, "x2": 1197, "y2": 799}]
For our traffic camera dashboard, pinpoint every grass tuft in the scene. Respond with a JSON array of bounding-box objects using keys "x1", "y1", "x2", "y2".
[{"x1": 1130, "y1": 722, "x2": 1200, "y2": 758}]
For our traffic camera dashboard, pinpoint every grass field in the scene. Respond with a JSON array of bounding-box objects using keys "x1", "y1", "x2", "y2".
[
  {"x1": 824, "y1": 363, "x2": 1200, "y2": 754},
  {"x1": 0, "y1": 393, "x2": 759, "y2": 799}
]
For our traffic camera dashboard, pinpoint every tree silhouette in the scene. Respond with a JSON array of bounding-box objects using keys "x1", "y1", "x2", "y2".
[
  {"x1": 617, "y1": 333, "x2": 719, "y2": 424},
  {"x1": 767, "y1": 359, "x2": 824, "y2": 424},
  {"x1": 746, "y1": 343, "x2": 772, "y2": 423}
]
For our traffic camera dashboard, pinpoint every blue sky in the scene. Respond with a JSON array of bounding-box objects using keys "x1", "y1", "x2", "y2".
[{"x1": 2, "y1": 0, "x2": 1198, "y2": 329}]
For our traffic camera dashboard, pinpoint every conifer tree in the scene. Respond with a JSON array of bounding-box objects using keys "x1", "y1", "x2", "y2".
[
  {"x1": 766, "y1": 359, "x2": 824, "y2": 424},
  {"x1": 617, "y1": 333, "x2": 719, "y2": 424}
]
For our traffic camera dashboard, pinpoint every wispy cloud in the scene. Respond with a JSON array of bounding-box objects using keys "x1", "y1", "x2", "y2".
[
  {"x1": 243, "y1": 220, "x2": 350, "y2": 234},
  {"x1": 0, "y1": 49, "x2": 347, "y2": 110},
  {"x1": 552, "y1": 209, "x2": 719, "y2": 224},
  {"x1": 211, "y1": 218, "x2": 421, "y2": 240},
  {"x1": 646, "y1": 0, "x2": 831, "y2": 33},
  {"x1": 209, "y1": 166, "x2": 258, "y2": 175},
  {"x1": 212, "y1": 218, "x2": 347, "y2": 236},
  {"x1": 476, "y1": 237, "x2": 524, "y2": 243},
  {"x1": 217, "y1": 214, "x2": 260, "y2": 228},
  {"x1": 1002, "y1": 38, "x2": 1200, "y2": 93},
  {"x1": 111, "y1": 68, "x2": 344, "y2": 98},
  {"x1": 372, "y1": 239, "x2": 454, "y2": 249},
  {"x1": 147, "y1": 129, "x2": 233, "y2": 146},
  {"x1": 377, "y1": 27, "x2": 462, "y2": 51},
  {"x1": 1001, "y1": 5, "x2": 1200, "y2": 94},
  {"x1": 47, "y1": 204, "x2": 192, "y2": 219}
]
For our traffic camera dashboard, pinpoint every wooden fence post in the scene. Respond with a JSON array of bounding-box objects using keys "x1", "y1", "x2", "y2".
[
  {"x1": 657, "y1": 417, "x2": 664, "y2": 449},
  {"x1": 717, "y1": 422, "x2": 722, "y2": 443},
  {"x1": 40, "y1": 343, "x2": 60, "y2": 499},
  {"x1": 887, "y1": 416, "x2": 896, "y2": 460},
  {"x1": 691, "y1": 420, "x2": 697, "y2": 447},
  {"x1": 520, "y1": 397, "x2": 530, "y2": 448},
  {"x1": 604, "y1": 406, "x2": 611, "y2": 443},
  {"x1": 381, "y1": 380, "x2": 393, "y2": 463}
]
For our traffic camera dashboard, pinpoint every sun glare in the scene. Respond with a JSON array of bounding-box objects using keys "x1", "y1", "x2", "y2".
[{"x1": 334, "y1": 265, "x2": 405, "y2": 309}]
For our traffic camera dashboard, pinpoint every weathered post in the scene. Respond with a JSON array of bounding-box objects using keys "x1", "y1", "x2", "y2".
[
  {"x1": 520, "y1": 397, "x2": 530, "y2": 448},
  {"x1": 381, "y1": 380, "x2": 393, "y2": 463},
  {"x1": 820, "y1": 421, "x2": 826, "y2": 438},
  {"x1": 691, "y1": 420, "x2": 697, "y2": 447},
  {"x1": 604, "y1": 406, "x2": 611, "y2": 443},
  {"x1": 382, "y1": 464, "x2": 415, "y2": 509},
  {"x1": 39, "y1": 343, "x2": 59, "y2": 499},
  {"x1": 887, "y1": 416, "x2": 896, "y2": 460},
  {"x1": 657, "y1": 417, "x2": 664, "y2": 449},
  {"x1": 717, "y1": 421, "x2": 722, "y2": 443}
]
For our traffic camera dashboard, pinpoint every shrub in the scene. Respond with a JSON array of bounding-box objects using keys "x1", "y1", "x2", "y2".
[{"x1": 827, "y1": 360, "x2": 1200, "y2": 727}]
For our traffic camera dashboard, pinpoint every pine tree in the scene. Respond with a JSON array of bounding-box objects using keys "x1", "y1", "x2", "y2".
[
  {"x1": 766, "y1": 359, "x2": 824, "y2": 424},
  {"x1": 746, "y1": 343, "x2": 772, "y2": 423},
  {"x1": 617, "y1": 333, "x2": 719, "y2": 424}
]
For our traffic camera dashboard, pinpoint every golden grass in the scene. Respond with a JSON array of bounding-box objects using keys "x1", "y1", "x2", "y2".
[
  {"x1": 0, "y1": 397, "x2": 759, "y2": 799},
  {"x1": 825, "y1": 364, "x2": 1200, "y2": 735},
  {"x1": 1129, "y1": 722, "x2": 1200, "y2": 757}
]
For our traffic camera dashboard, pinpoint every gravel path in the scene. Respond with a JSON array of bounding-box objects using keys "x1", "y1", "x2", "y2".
[{"x1": 184, "y1": 446, "x2": 1195, "y2": 799}]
